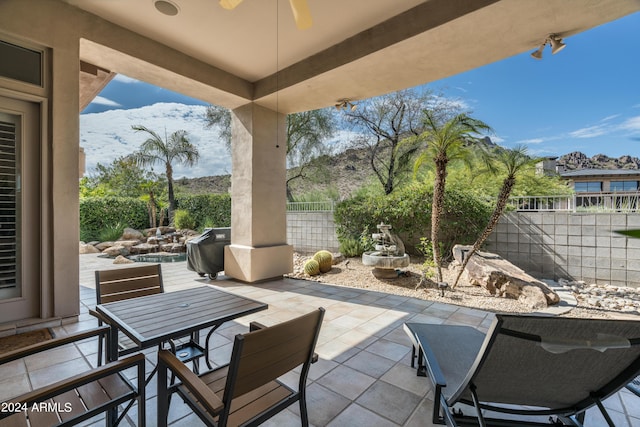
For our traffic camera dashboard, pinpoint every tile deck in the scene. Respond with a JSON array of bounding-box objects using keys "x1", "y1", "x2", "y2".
[{"x1": 2, "y1": 253, "x2": 638, "y2": 426}]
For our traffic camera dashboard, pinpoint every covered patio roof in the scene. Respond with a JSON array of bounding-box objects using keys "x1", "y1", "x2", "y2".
[{"x1": 66, "y1": 0, "x2": 640, "y2": 113}]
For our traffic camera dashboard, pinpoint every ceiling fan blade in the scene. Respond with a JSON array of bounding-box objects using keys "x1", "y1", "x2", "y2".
[
  {"x1": 289, "y1": 0, "x2": 312, "y2": 30},
  {"x1": 219, "y1": 0, "x2": 243, "y2": 10}
]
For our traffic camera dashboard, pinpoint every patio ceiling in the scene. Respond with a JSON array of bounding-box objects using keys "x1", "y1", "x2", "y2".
[{"x1": 64, "y1": 0, "x2": 640, "y2": 113}]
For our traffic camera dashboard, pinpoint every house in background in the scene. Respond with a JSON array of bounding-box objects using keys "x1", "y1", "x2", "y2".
[{"x1": 561, "y1": 169, "x2": 640, "y2": 193}]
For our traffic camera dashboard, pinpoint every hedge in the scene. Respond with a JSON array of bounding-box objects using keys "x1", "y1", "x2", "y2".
[
  {"x1": 175, "y1": 193, "x2": 231, "y2": 229},
  {"x1": 334, "y1": 182, "x2": 492, "y2": 258},
  {"x1": 79, "y1": 194, "x2": 232, "y2": 242},
  {"x1": 80, "y1": 197, "x2": 148, "y2": 242}
]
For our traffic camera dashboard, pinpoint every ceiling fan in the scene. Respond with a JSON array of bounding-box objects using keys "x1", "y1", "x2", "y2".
[{"x1": 219, "y1": 0, "x2": 313, "y2": 30}]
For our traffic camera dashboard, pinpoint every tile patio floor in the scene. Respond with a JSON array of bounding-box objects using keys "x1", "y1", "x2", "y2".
[{"x1": 1, "y1": 254, "x2": 639, "y2": 426}]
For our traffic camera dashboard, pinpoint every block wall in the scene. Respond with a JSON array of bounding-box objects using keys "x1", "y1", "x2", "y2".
[
  {"x1": 485, "y1": 212, "x2": 640, "y2": 288},
  {"x1": 287, "y1": 211, "x2": 339, "y2": 253}
]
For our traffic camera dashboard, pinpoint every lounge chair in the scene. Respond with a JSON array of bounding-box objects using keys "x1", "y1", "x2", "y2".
[
  {"x1": 627, "y1": 375, "x2": 640, "y2": 397},
  {"x1": 404, "y1": 314, "x2": 640, "y2": 426},
  {"x1": 157, "y1": 308, "x2": 325, "y2": 427},
  {"x1": 0, "y1": 325, "x2": 145, "y2": 426}
]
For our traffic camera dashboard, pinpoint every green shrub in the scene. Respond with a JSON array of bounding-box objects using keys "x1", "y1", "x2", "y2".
[
  {"x1": 338, "y1": 238, "x2": 365, "y2": 257},
  {"x1": 334, "y1": 182, "x2": 491, "y2": 259},
  {"x1": 98, "y1": 222, "x2": 125, "y2": 242},
  {"x1": 175, "y1": 194, "x2": 231, "y2": 229},
  {"x1": 80, "y1": 197, "x2": 148, "y2": 242},
  {"x1": 416, "y1": 237, "x2": 437, "y2": 268},
  {"x1": 174, "y1": 209, "x2": 196, "y2": 230}
]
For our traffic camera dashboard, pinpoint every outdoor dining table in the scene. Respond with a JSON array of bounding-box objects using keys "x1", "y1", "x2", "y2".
[{"x1": 94, "y1": 285, "x2": 268, "y2": 367}]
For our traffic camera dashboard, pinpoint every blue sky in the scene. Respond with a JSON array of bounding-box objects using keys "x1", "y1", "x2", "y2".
[{"x1": 83, "y1": 11, "x2": 640, "y2": 159}]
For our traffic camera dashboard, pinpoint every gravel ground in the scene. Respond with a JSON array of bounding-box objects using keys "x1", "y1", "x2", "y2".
[{"x1": 287, "y1": 253, "x2": 636, "y2": 319}]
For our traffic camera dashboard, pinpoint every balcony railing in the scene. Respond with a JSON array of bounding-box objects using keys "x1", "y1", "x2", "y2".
[
  {"x1": 508, "y1": 192, "x2": 640, "y2": 213},
  {"x1": 286, "y1": 201, "x2": 336, "y2": 212}
]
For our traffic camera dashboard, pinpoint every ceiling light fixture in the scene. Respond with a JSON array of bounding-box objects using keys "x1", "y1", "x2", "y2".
[
  {"x1": 154, "y1": 0, "x2": 179, "y2": 16},
  {"x1": 530, "y1": 34, "x2": 566, "y2": 60},
  {"x1": 335, "y1": 99, "x2": 357, "y2": 111}
]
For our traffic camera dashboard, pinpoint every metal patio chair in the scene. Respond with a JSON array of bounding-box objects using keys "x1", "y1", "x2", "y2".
[
  {"x1": 157, "y1": 308, "x2": 325, "y2": 427},
  {"x1": 404, "y1": 314, "x2": 640, "y2": 426},
  {"x1": 0, "y1": 326, "x2": 145, "y2": 427},
  {"x1": 90, "y1": 264, "x2": 203, "y2": 371}
]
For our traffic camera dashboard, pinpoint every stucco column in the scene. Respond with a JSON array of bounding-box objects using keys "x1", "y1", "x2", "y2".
[{"x1": 224, "y1": 103, "x2": 293, "y2": 282}]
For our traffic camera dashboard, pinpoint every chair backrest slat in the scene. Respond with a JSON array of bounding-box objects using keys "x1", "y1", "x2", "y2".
[
  {"x1": 95, "y1": 264, "x2": 164, "y2": 304},
  {"x1": 226, "y1": 308, "x2": 324, "y2": 399}
]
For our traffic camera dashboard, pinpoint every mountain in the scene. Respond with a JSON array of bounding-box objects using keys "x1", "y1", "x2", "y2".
[
  {"x1": 558, "y1": 151, "x2": 640, "y2": 170},
  {"x1": 82, "y1": 103, "x2": 640, "y2": 196},
  {"x1": 80, "y1": 103, "x2": 230, "y2": 179}
]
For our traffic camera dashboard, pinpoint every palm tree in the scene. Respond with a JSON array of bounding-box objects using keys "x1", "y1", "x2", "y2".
[
  {"x1": 413, "y1": 112, "x2": 492, "y2": 284},
  {"x1": 131, "y1": 125, "x2": 199, "y2": 224},
  {"x1": 452, "y1": 145, "x2": 537, "y2": 288}
]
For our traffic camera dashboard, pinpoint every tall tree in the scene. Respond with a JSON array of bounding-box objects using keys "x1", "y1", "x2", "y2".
[
  {"x1": 131, "y1": 125, "x2": 200, "y2": 223},
  {"x1": 204, "y1": 106, "x2": 336, "y2": 201},
  {"x1": 413, "y1": 111, "x2": 492, "y2": 284},
  {"x1": 452, "y1": 145, "x2": 537, "y2": 288},
  {"x1": 285, "y1": 109, "x2": 334, "y2": 200},
  {"x1": 79, "y1": 155, "x2": 162, "y2": 198},
  {"x1": 342, "y1": 89, "x2": 462, "y2": 195}
]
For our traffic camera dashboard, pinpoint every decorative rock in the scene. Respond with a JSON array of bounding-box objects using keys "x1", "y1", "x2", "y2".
[
  {"x1": 103, "y1": 245, "x2": 128, "y2": 257},
  {"x1": 144, "y1": 226, "x2": 176, "y2": 237},
  {"x1": 79, "y1": 242, "x2": 100, "y2": 254},
  {"x1": 114, "y1": 240, "x2": 142, "y2": 248},
  {"x1": 113, "y1": 255, "x2": 134, "y2": 264},
  {"x1": 120, "y1": 228, "x2": 144, "y2": 241},
  {"x1": 453, "y1": 245, "x2": 560, "y2": 309},
  {"x1": 95, "y1": 241, "x2": 115, "y2": 251},
  {"x1": 160, "y1": 243, "x2": 185, "y2": 253},
  {"x1": 559, "y1": 278, "x2": 640, "y2": 314},
  {"x1": 129, "y1": 243, "x2": 159, "y2": 254},
  {"x1": 147, "y1": 237, "x2": 160, "y2": 245},
  {"x1": 332, "y1": 253, "x2": 345, "y2": 265}
]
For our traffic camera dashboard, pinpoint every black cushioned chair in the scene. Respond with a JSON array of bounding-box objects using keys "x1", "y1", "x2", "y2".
[{"x1": 404, "y1": 314, "x2": 640, "y2": 426}]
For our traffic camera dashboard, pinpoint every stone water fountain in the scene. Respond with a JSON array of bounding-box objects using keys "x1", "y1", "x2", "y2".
[{"x1": 362, "y1": 222, "x2": 410, "y2": 279}]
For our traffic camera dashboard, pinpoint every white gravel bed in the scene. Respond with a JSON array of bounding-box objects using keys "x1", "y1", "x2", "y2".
[{"x1": 287, "y1": 253, "x2": 640, "y2": 319}]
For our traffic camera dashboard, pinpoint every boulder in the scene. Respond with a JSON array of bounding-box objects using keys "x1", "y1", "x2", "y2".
[
  {"x1": 103, "y1": 245, "x2": 129, "y2": 257},
  {"x1": 113, "y1": 255, "x2": 134, "y2": 264},
  {"x1": 115, "y1": 240, "x2": 142, "y2": 248},
  {"x1": 144, "y1": 226, "x2": 176, "y2": 237},
  {"x1": 120, "y1": 227, "x2": 144, "y2": 241},
  {"x1": 160, "y1": 242, "x2": 185, "y2": 253},
  {"x1": 453, "y1": 245, "x2": 560, "y2": 310},
  {"x1": 79, "y1": 242, "x2": 100, "y2": 254},
  {"x1": 129, "y1": 243, "x2": 159, "y2": 254},
  {"x1": 95, "y1": 241, "x2": 115, "y2": 251}
]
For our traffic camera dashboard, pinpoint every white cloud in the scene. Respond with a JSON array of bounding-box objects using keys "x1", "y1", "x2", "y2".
[
  {"x1": 113, "y1": 74, "x2": 139, "y2": 84},
  {"x1": 429, "y1": 95, "x2": 472, "y2": 112},
  {"x1": 600, "y1": 114, "x2": 621, "y2": 122},
  {"x1": 569, "y1": 125, "x2": 609, "y2": 139},
  {"x1": 81, "y1": 103, "x2": 230, "y2": 179},
  {"x1": 620, "y1": 116, "x2": 640, "y2": 131},
  {"x1": 489, "y1": 135, "x2": 505, "y2": 143},
  {"x1": 517, "y1": 138, "x2": 544, "y2": 144},
  {"x1": 90, "y1": 96, "x2": 122, "y2": 107}
]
